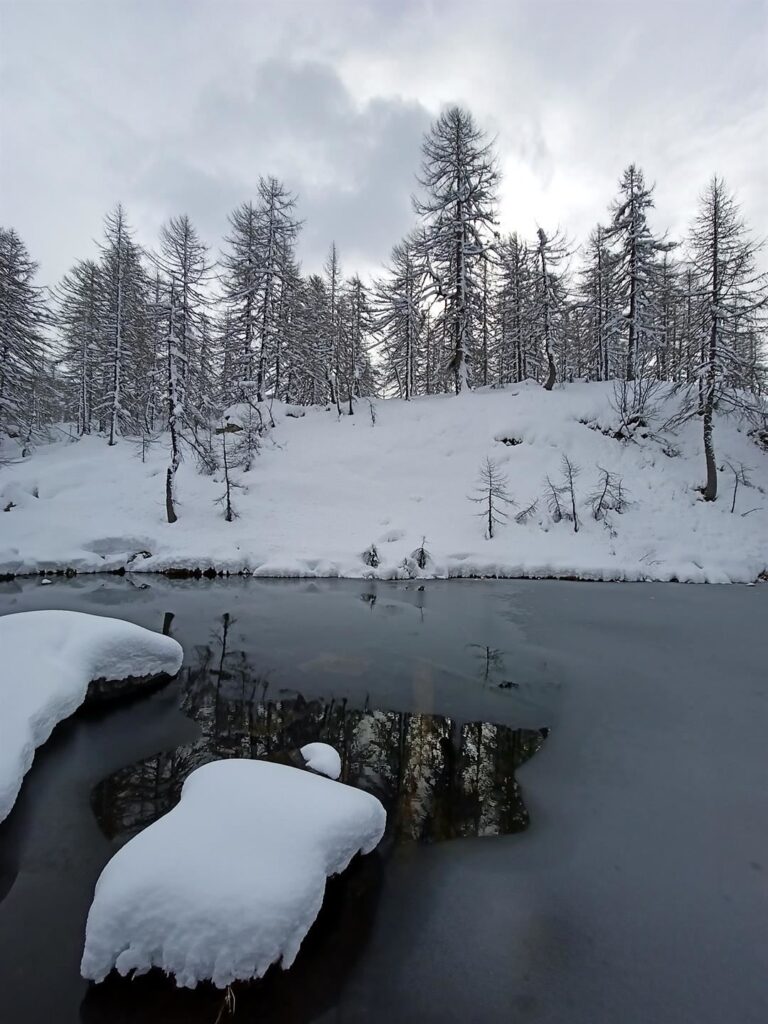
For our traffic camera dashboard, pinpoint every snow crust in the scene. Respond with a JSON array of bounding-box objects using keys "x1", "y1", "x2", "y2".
[
  {"x1": 81, "y1": 757, "x2": 386, "y2": 988},
  {"x1": 0, "y1": 610, "x2": 183, "y2": 823},
  {"x1": 301, "y1": 741, "x2": 342, "y2": 779},
  {"x1": 1, "y1": 382, "x2": 765, "y2": 583}
]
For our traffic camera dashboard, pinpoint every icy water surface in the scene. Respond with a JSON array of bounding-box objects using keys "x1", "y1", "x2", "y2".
[{"x1": 0, "y1": 577, "x2": 766, "y2": 1023}]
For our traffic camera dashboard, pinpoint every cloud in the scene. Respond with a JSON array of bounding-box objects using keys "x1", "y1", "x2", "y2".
[{"x1": 0, "y1": 0, "x2": 764, "y2": 285}]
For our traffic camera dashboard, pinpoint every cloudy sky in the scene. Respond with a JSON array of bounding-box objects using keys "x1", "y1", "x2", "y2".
[{"x1": 1, "y1": 0, "x2": 765, "y2": 286}]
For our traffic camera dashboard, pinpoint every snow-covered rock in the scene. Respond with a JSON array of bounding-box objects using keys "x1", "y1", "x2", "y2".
[
  {"x1": 0, "y1": 383, "x2": 766, "y2": 582},
  {"x1": 0, "y1": 610, "x2": 183, "y2": 824},
  {"x1": 81, "y1": 757, "x2": 386, "y2": 988},
  {"x1": 301, "y1": 741, "x2": 342, "y2": 779}
]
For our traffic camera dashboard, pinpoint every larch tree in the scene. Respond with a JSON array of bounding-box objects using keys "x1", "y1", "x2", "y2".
[
  {"x1": 99, "y1": 204, "x2": 148, "y2": 445},
  {"x1": 578, "y1": 225, "x2": 620, "y2": 381},
  {"x1": 686, "y1": 176, "x2": 767, "y2": 501},
  {"x1": 374, "y1": 235, "x2": 426, "y2": 400},
  {"x1": 414, "y1": 106, "x2": 499, "y2": 393},
  {"x1": 156, "y1": 215, "x2": 214, "y2": 417},
  {"x1": 339, "y1": 274, "x2": 375, "y2": 412},
  {"x1": 56, "y1": 258, "x2": 103, "y2": 436},
  {"x1": 0, "y1": 227, "x2": 50, "y2": 443},
  {"x1": 324, "y1": 242, "x2": 343, "y2": 411},
  {"x1": 496, "y1": 233, "x2": 533, "y2": 384},
  {"x1": 531, "y1": 227, "x2": 569, "y2": 390},
  {"x1": 164, "y1": 281, "x2": 183, "y2": 523},
  {"x1": 606, "y1": 165, "x2": 671, "y2": 381},
  {"x1": 253, "y1": 178, "x2": 301, "y2": 403},
  {"x1": 220, "y1": 200, "x2": 260, "y2": 402}
]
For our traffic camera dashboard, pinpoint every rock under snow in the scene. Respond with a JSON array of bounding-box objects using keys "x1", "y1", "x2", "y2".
[
  {"x1": 301, "y1": 741, "x2": 342, "y2": 779},
  {"x1": 0, "y1": 610, "x2": 183, "y2": 824},
  {"x1": 81, "y1": 757, "x2": 386, "y2": 988}
]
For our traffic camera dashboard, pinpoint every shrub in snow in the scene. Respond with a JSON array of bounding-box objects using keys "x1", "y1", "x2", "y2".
[
  {"x1": 0, "y1": 611, "x2": 183, "y2": 823},
  {"x1": 589, "y1": 467, "x2": 628, "y2": 522},
  {"x1": 514, "y1": 499, "x2": 539, "y2": 525},
  {"x1": 81, "y1": 758, "x2": 386, "y2": 988},
  {"x1": 362, "y1": 543, "x2": 380, "y2": 568},
  {"x1": 411, "y1": 536, "x2": 430, "y2": 569}
]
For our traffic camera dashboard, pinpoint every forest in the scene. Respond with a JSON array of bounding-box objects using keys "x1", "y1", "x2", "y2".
[{"x1": 1, "y1": 105, "x2": 766, "y2": 517}]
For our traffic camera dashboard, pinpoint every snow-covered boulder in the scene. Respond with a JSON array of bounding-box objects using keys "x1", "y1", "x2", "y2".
[
  {"x1": 81, "y1": 757, "x2": 386, "y2": 988},
  {"x1": 0, "y1": 610, "x2": 183, "y2": 824},
  {"x1": 301, "y1": 741, "x2": 342, "y2": 779}
]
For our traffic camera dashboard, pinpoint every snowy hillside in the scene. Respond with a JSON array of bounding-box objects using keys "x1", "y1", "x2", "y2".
[{"x1": 0, "y1": 382, "x2": 766, "y2": 583}]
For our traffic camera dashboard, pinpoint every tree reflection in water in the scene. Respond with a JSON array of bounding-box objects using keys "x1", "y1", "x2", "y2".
[
  {"x1": 83, "y1": 610, "x2": 548, "y2": 1023},
  {"x1": 92, "y1": 614, "x2": 547, "y2": 847}
]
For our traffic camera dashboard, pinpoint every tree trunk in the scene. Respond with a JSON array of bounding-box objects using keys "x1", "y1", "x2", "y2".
[{"x1": 165, "y1": 467, "x2": 178, "y2": 524}]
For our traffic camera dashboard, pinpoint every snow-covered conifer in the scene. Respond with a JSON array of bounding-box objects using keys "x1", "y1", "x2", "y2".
[
  {"x1": 0, "y1": 227, "x2": 50, "y2": 441},
  {"x1": 414, "y1": 107, "x2": 499, "y2": 393}
]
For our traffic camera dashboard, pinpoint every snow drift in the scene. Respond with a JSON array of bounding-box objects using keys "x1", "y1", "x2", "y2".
[
  {"x1": 81, "y1": 757, "x2": 386, "y2": 988},
  {"x1": 0, "y1": 382, "x2": 765, "y2": 583},
  {"x1": 0, "y1": 610, "x2": 183, "y2": 823}
]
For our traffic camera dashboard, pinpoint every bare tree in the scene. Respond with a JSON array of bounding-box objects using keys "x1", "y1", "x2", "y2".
[
  {"x1": 414, "y1": 107, "x2": 499, "y2": 393},
  {"x1": 686, "y1": 176, "x2": 767, "y2": 501},
  {"x1": 214, "y1": 417, "x2": 242, "y2": 522},
  {"x1": 164, "y1": 283, "x2": 182, "y2": 523},
  {"x1": 470, "y1": 457, "x2": 514, "y2": 538},
  {"x1": 560, "y1": 454, "x2": 580, "y2": 532}
]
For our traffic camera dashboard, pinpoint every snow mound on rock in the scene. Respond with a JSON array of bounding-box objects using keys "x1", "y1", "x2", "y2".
[
  {"x1": 301, "y1": 741, "x2": 342, "y2": 779},
  {"x1": 0, "y1": 610, "x2": 183, "y2": 824},
  {"x1": 81, "y1": 757, "x2": 386, "y2": 988}
]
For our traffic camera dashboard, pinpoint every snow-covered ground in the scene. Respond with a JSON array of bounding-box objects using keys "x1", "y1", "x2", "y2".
[
  {"x1": 0, "y1": 610, "x2": 183, "y2": 824},
  {"x1": 1, "y1": 382, "x2": 765, "y2": 583},
  {"x1": 81, "y1": 756, "x2": 386, "y2": 988}
]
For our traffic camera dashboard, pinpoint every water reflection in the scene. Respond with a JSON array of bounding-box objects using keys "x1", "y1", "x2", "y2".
[
  {"x1": 93, "y1": 695, "x2": 546, "y2": 846},
  {"x1": 92, "y1": 613, "x2": 546, "y2": 847}
]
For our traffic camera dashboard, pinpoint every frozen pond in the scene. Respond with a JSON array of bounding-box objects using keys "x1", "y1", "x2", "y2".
[{"x1": 0, "y1": 577, "x2": 766, "y2": 1022}]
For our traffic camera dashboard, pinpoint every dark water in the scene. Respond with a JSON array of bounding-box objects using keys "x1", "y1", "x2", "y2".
[{"x1": 1, "y1": 576, "x2": 766, "y2": 1024}]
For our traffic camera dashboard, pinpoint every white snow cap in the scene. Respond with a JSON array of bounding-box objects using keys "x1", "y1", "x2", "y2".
[
  {"x1": 301, "y1": 741, "x2": 342, "y2": 780},
  {"x1": 81, "y1": 758, "x2": 386, "y2": 988},
  {"x1": 0, "y1": 610, "x2": 183, "y2": 824}
]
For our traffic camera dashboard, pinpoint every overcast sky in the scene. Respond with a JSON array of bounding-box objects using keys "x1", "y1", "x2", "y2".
[{"x1": 1, "y1": 0, "x2": 765, "y2": 286}]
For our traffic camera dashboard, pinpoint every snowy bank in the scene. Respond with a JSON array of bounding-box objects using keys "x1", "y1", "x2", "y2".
[
  {"x1": 81, "y1": 757, "x2": 386, "y2": 988},
  {"x1": 1, "y1": 382, "x2": 765, "y2": 583},
  {"x1": 0, "y1": 610, "x2": 183, "y2": 823}
]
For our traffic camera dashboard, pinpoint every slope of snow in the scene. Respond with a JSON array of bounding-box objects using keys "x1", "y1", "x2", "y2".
[
  {"x1": 81, "y1": 757, "x2": 386, "y2": 988},
  {"x1": 0, "y1": 382, "x2": 765, "y2": 583},
  {"x1": 0, "y1": 610, "x2": 183, "y2": 824}
]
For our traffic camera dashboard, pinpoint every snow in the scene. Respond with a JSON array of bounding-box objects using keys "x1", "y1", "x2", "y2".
[
  {"x1": 0, "y1": 610, "x2": 183, "y2": 824},
  {"x1": 80, "y1": 757, "x2": 386, "y2": 988},
  {"x1": 0, "y1": 382, "x2": 765, "y2": 583},
  {"x1": 301, "y1": 741, "x2": 342, "y2": 779}
]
